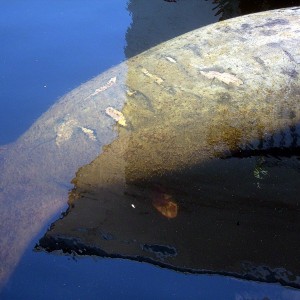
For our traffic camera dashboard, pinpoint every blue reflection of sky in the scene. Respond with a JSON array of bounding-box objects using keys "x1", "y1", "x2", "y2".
[
  {"x1": 2, "y1": 243, "x2": 300, "y2": 300},
  {"x1": 1, "y1": 214, "x2": 300, "y2": 300},
  {"x1": 0, "y1": 0, "x2": 130, "y2": 144}
]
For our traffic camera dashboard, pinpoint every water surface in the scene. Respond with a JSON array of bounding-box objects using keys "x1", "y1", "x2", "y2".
[{"x1": 1, "y1": 1, "x2": 300, "y2": 299}]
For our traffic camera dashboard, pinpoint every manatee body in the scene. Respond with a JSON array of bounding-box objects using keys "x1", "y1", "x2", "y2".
[
  {"x1": 0, "y1": 8, "x2": 300, "y2": 287},
  {"x1": 40, "y1": 7, "x2": 300, "y2": 288}
]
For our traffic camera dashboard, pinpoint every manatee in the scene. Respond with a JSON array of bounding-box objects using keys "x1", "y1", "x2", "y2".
[{"x1": 0, "y1": 7, "x2": 300, "y2": 288}]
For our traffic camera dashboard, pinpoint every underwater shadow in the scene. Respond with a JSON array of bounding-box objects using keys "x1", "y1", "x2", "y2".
[{"x1": 37, "y1": 122, "x2": 300, "y2": 289}]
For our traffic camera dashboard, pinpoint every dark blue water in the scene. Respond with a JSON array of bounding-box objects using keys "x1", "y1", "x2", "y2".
[
  {"x1": 1, "y1": 1, "x2": 300, "y2": 299},
  {"x1": 4, "y1": 246, "x2": 300, "y2": 300},
  {"x1": 0, "y1": 0, "x2": 130, "y2": 145},
  {"x1": 2, "y1": 220, "x2": 300, "y2": 300}
]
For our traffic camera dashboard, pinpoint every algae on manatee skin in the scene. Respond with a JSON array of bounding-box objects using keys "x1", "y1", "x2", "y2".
[
  {"x1": 55, "y1": 119, "x2": 98, "y2": 146},
  {"x1": 105, "y1": 107, "x2": 127, "y2": 127},
  {"x1": 55, "y1": 119, "x2": 78, "y2": 146},
  {"x1": 141, "y1": 67, "x2": 164, "y2": 85},
  {"x1": 253, "y1": 157, "x2": 268, "y2": 180},
  {"x1": 194, "y1": 67, "x2": 244, "y2": 86},
  {"x1": 84, "y1": 76, "x2": 117, "y2": 100},
  {"x1": 80, "y1": 127, "x2": 97, "y2": 141}
]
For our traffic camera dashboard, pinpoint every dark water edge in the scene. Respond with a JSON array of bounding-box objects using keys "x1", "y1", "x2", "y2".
[
  {"x1": 3, "y1": 218, "x2": 300, "y2": 300},
  {"x1": 1, "y1": 1, "x2": 300, "y2": 299},
  {"x1": 4, "y1": 251, "x2": 300, "y2": 300},
  {"x1": 214, "y1": 0, "x2": 300, "y2": 20}
]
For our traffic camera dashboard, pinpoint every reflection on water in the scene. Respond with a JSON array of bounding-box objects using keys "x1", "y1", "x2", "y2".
[
  {"x1": 125, "y1": 0, "x2": 218, "y2": 57},
  {"x1": 213, "y1": 0, "x2": 300, "y2": 20},
  {"x1": 125, "y1": 0, "x2": 300, "y2": 57}
]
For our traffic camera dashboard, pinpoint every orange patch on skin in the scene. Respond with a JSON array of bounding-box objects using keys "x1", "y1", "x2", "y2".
[{"x1": 152, "y1": 193, "x2": 178, "y2": 218}]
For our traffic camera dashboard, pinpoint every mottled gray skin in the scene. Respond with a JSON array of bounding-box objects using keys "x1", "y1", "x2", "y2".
[{"x1": 0, "y1": 8, "x2": 300, "y2": 287}]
